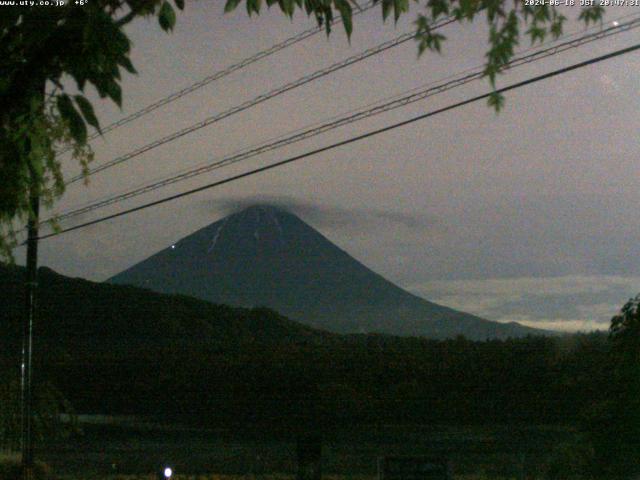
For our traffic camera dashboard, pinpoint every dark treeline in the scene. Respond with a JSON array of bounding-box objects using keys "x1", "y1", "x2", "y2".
[
  {"x1": 2, "y1": 332, "x2": 613, "y2": 431},
  {"x1": 38, "y1": 332, "x2": 610, "y2": 429},
  {"x1": 0, "y1": 263, "x2": 615, "y2": 429},
  {"x1": 2, "y1": 263, "x2": 638, "y2": 476}
]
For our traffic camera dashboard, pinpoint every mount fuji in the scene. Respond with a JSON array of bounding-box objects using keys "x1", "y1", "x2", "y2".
[{"x1": 108, "y1": 205, "x2": 545, "y2": 340}]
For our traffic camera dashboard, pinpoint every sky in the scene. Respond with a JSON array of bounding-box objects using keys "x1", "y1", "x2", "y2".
[{"x1": 15, "y1": 2, "x2": 640, "y2": 333}]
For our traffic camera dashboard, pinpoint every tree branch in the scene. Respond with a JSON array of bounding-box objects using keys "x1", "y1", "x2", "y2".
[{"x1": 115, "y1": 9, "x2": 138, "y2": 27}]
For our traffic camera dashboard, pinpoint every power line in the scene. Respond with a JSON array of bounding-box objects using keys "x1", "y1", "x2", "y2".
[
  {"x1": 57, "y1": 1, "x2": 377, "y2": 153},
  {"x1": 47, "y1": 16, "x2": 640, "y2": 225},
  {"x1": 35, "y1": 41, "x2": 640, "y2": 242},
  {"x1": 65, "y1": 16, "x2": 456, "y2": 185}
]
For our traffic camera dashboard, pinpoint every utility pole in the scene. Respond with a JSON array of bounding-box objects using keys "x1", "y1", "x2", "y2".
[
  {"x1": 19, "y1": 77, "x2": 46, "y2": 480},
  {"x1": 21, "y1": 174, "x2": 39, "y2": 480}
]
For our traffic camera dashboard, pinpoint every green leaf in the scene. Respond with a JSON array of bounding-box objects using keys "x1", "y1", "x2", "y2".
[
  {"x1": 74, "y1": 95, "x2": 102, "y2": 135},
  {"x1": 158, "y1": 1, "x2": 176, "y2": 31},
  {"x1": 30, "y1": 155, "x2": 44, "y2": 179},
  {"x1": 334, "y1": 0, "x2": 353, "y2": 38},
  {"x1": 303, "y1": 0, "x2": 313, "y2": 14},
  {"x1": 456, "y1": 0, "x2": 477, "y2": 20},
  {"x1": 283, "y1": 0, "x2": 294, "y2": 15},
  {"x1": 224, "y1": 0, "x2": 242, "y2": 12},
  {"x1": 432, "y1": 32, "x2": 445, "y2": 52},
  {"x1": 248, "y1": 0, "x2": 263, "y2": 15},
  {"x1": 382, "y1": 0, "x2": 392, "y2": 21},
  {"x1": 526, "y1": 25, "x2": 546, "y2": 44},
  {"x1": 483, "y1": 62, "x2": 498, "y2": 86},
  {"x1": 487, "y1": 91, "x2": 504, "y2": 112},
  {"x1": 578, "y1": 5, "x2": 604, "y2": 26},
  {"x1": 323, "y1": 6, "x2": 334, "y2": 35},
  {"x1": 415, "y1": 16, "x2": 446, "y2": 56},
  {"x1": 174, "y1": 0, "x2": 184, "y2": 9},
  {"x1": 429, "y1": 0, "x2": 449, "y2": 19},
  {"x1": 550, "y1": 17, "x2": 564, "y2": 38},
  {"x1": 119, "y1": 56, "x2": 137, "y2": 74},
  {"x1": 393, "y1": 0, "x2": 408, "y2": 23},
  {"x1": 104, "y1": 80, "x2": 123, "y2": 108},
  {"x1": 57, "y1": 94, "x2": 87, "y2": 145}
]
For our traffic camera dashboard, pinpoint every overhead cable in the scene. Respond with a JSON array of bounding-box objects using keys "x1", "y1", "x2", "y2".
[
  {"x1": 35, "y1": 41, "x2": 640, "y2": 241},
  {"x1": 65, "y1": 16, "x2": 456, "y2": 185},
  {"x1": 48, "y1": 16, "x2": 640, "y2": 225},
  {"x1": 57, "y1": 1, "x2": 377, "y2": 153}
]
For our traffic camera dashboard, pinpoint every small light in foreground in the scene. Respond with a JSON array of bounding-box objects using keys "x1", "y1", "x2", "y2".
[
  {"x1": 164, "y1": 467, "x2": 173, "y2": 478},
  {"x1": 613, "y1": 21, "x2": 619, "y2": 26},
  {"x1": 171, "y1": 245, "x2": 176, "y2": 249}
]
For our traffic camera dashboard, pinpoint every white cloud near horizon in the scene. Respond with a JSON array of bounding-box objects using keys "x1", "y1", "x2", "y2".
[{"x1": 409, "y1": 275, "x2": 640, "y2": 332}]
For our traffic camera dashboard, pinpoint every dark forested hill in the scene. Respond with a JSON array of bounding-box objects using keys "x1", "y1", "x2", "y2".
[
  {"x1": 0, "y1": 263, "x2": 336, "y2": 416},
  {"x1": 0, "y1": 263, "x2": 608, "y2": 428},
  {"x1": 0, "y1": 262, "x2": 332, "y2": 353},
  {"x1": 108, "y1": 205, "x2": 545, "y2": 340}
]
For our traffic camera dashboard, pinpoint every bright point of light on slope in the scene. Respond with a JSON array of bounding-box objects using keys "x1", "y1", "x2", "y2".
[
  {"x1": 613, "y1": 21, "x2": 619, "y2": 26},
  {"x1": 171, "y1": 245, "x2": 175, "y2": 249},
  {"x1": 164, "y1": 467, "x2": 173, "y2": 478}
]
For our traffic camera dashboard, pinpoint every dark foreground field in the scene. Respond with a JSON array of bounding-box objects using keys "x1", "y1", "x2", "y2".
[{"x1": 32, "y1": 421, "x2": 579, "y2": 479}]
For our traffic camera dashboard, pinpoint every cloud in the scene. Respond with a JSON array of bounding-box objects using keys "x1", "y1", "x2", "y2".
[
  {"x1": 415, "y1": 275, "x2": 640, "y2": 297},
  {"x1": 409, "y1": 275, "x2": 640, "y2": 332},
  {"x1": 503, "y1": 317, "x2": 611, "y2": 333},
  {"x1": 199, "y1": 195, "x2": 438, "y2": 232}
]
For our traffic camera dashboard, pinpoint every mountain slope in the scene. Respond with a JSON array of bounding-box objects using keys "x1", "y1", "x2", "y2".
[
  {"x1": 108, "y1": 205, "x2": 544, "y2": 340},
  {"x1": 0, "y1": 262, "x2": 340, "y2": 415},
  {"x1": 0, "y1": 262, "x2": 332, "y2": 356}
]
